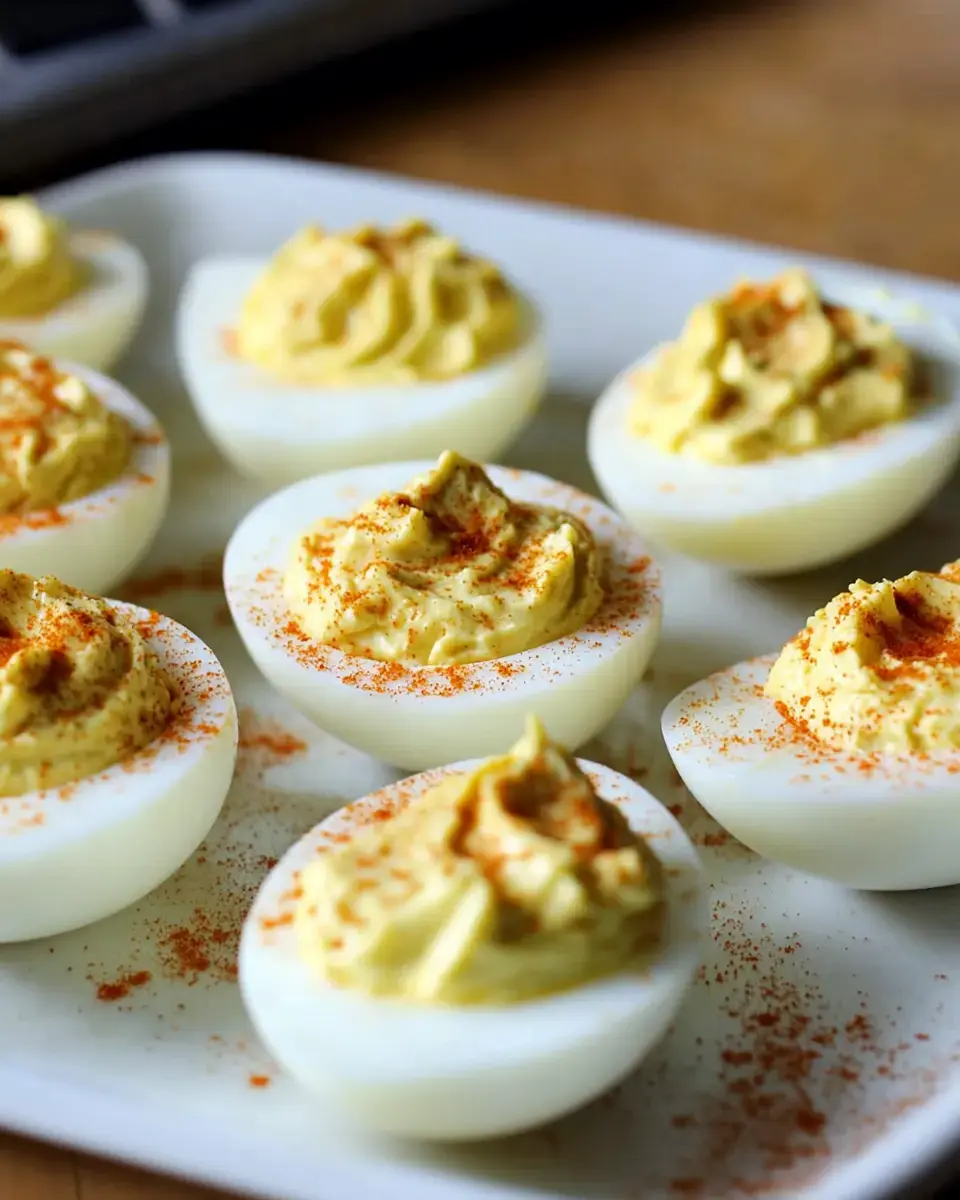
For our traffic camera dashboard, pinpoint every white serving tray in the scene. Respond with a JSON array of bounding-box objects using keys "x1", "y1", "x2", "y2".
[{"x1": 1, "y1": 152, "x2": 959, "y2": 1200}]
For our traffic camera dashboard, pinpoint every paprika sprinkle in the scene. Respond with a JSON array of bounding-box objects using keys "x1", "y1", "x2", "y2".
[
  {"x1": 89, "y1": 708, "x2": 311, "y2": 990},
  {"x1": 224, "y1": 455, "x2": 661, "y2": 771},
  {"x1": 661, "y1": 572, "x2": 960, "y2": 890},
  {"x1": 767, "y1": 569, "x2": 960, "y2": 754},
  {"x1": 628, "y1": 268, "x2": 916, "y2": 466},
  {"x1": 291, "y1": 715, "x2": 665, "y2": 1005},
  {"x1": 0, "y1": 569, "x2": 179, "y2": 798},
  {"x1": 94, "y1": 969, "x2": 152, "y2": 1002},
  {"x1": 283, "y1": 451, "x2": 605, "y2": 668}
]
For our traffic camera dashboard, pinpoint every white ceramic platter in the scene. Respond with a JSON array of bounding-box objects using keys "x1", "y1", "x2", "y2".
[{"x1": 1, "y1": 152, "x2": 959, "y2": 1200}]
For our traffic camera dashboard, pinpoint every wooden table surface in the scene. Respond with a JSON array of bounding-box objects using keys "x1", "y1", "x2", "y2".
[{"x1": 5, "y1": 0, "x2": 960, "y2": 1196}]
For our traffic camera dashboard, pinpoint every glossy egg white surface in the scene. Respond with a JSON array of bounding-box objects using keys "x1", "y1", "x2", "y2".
[
  {"x1": 588, "y1": 282, "x2": 960, "y2": 575},
  {"x1": 0, "y1": 361, "x2": 171, "y2": 595},
  {"x1": 662, "y1": 654, "x2": 960, "y2": 890},
  {"x1": 240, "y1": 758, "x2": 704, "y2": 1141},
  {"x1": 0, "y1": 231, "x2": 148, "y2": 372},
  {"x1": 224, "y1": 461, "x2": 662, "y2": 771},
  {"x1": 0, "y1": 606, "x2": 238, "y2": 942},
  {"x1": 175, "y1": 257, "x2": 548, "y2": 487}
]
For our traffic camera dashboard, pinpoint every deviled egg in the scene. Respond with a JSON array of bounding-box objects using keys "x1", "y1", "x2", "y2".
[
  {"x1": 0, "y1": 196, "x2": 147, "y2": 371},
  {"x1": 0, "y1": 343, "x2": 169, "y2": 594},
  {"x1": 240, "y1": 718, "x2": 703, "y2": 1139},
  {"x1": 0, "y1": 570, "x2": 237, "y2": 942},
  {"x1": 662, "y1": 564, "x2": 960, "y2": 890},
  {"x1": 176, "y1": 219, "x2": 547, "y2": 486},
  {"x1": 589, "y1": 269, "x2": 960, "y2": 575},
  {"x1": 224, "y1": 452, "x2": 661, "y2": 770}
]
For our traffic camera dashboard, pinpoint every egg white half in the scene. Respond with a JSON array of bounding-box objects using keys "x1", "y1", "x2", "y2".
[
  {"x1": 662, "y1": 654, "x2": 960, "y2": 890},
  {"x1": 0, "y1": 605, "x2": 238, "y2": 942},
  {"x1": 224, "y1": 462, "x2": 662, "y2": 771},
  {"x1": 588, "y1": 281, "x2": 960, "y2": 575},
  {"x1": 0, "y1": 361, "x2": 170, "y2": 595},
  {"x1": 175, "y1": 257, "x2": 548, "y2": 487},
  {"x1": 240, "y1": 758, "x2": 703, "y2": 1140},
  {"x1": 0, "y1": 231, "x2": 148, "y2": 372}
]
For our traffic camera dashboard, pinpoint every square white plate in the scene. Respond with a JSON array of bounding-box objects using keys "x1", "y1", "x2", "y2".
[{"x1": 1, "y1": 152, "x2": 959, "y2": 1200}]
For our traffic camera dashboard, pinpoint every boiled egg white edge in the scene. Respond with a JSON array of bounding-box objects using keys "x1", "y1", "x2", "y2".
[
  {"x1": 662, "y1": 654, "x2": 960, "y2": 890},
  {"x1": 0, "y1": 360, "x2": 171, "y2": 596},
  {"x1": 240, "y1": 757, "x2": 704, "y2": 1140},
  {"x1": 175, "y1": 257, "x2": 548, "y2": 487},
  {"x1": 0, "y1": 231, "x2": 148, "y2": 372},
  {"x1": 223, "y1": 460, "x2": 662, "y2": 772},
  {"x1": 588, "y1": 280, "x2": 960, "y2": 575},
  {"x1": 0, "y1": 606, "x2": 238, "y2": 942}
]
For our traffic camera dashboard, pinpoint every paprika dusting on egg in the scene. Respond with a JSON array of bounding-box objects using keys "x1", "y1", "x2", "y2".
[
  {"x1": 0, "y1": 569, "x2": 178, "y2": 796},
  {"x1": 0, "y1": 506, "x2": 69, "y2": 540},
  {"x1": 293, "y1": 716, "x2": 664, "y2": 1005},
  {"x1": 629, "y1": 267, "x2": 916, "y2": 465},
  {"x1": 766, "y1": 568, "x2": 960, "y2": 753},
  {"x1": 283, "y1": 451, "x2": 605, "y2": 667},
  {"x1": 0, "y1": 342, "x2": 131, "y2": 516}
]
